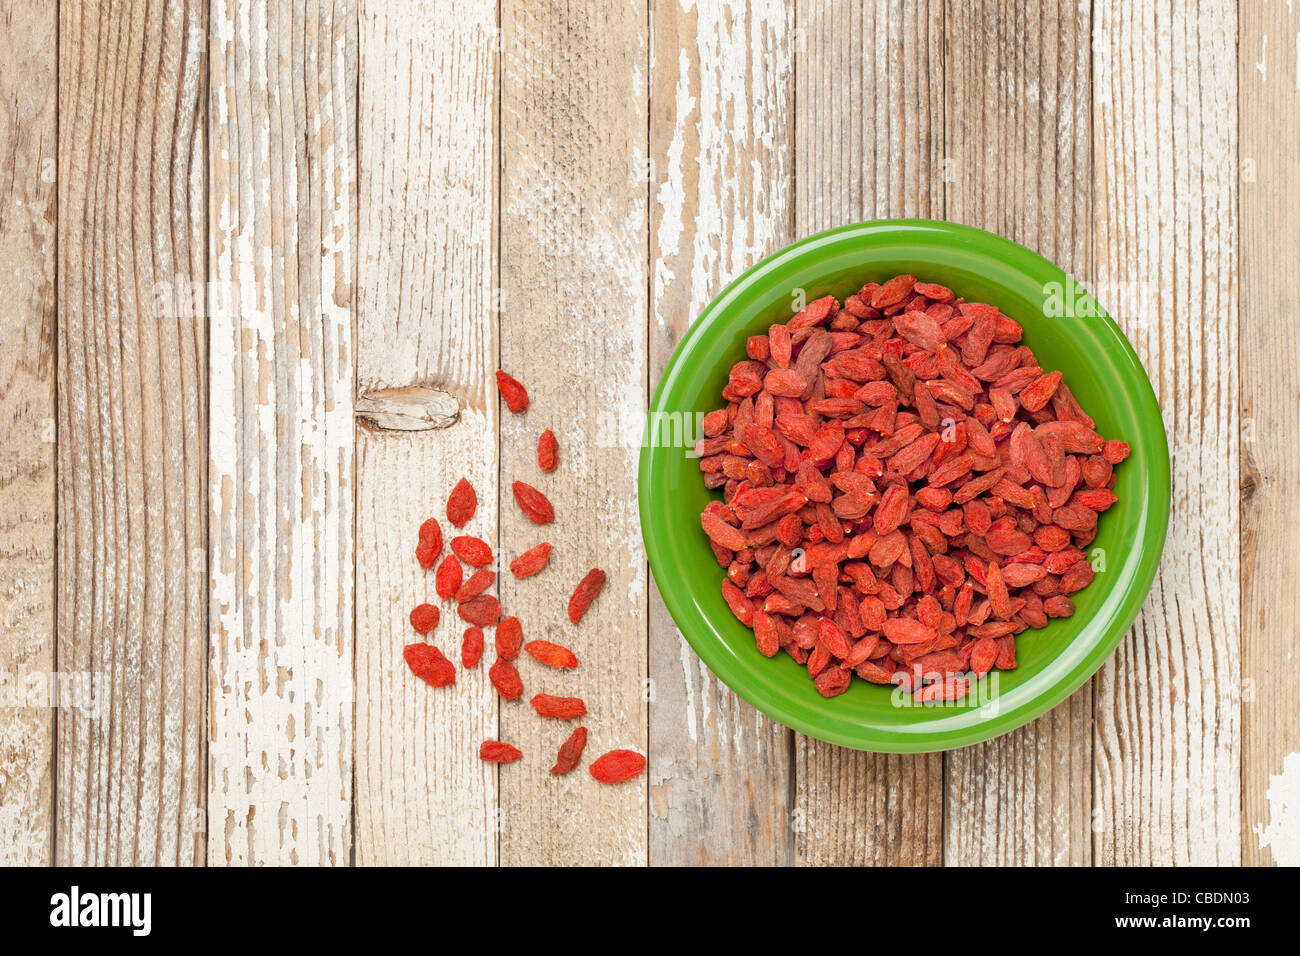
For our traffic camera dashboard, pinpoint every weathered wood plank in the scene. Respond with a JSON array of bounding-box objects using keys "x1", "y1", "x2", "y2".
[
  {"x1": 647, "y1": 0, "x2": 796, "y2": 867},
  {"x1": 942, "y1": 0, "x2": 1093, "y2": 867},
  {"x1": 791, "y1": 0, "x2": 945, "y2": 867},
  {"x1": 56, "y1": 0, "x2": 208, "y2": 865},
  {"x1": 498, "y1": 0, "x2": 649, "y2": 866},
  {"x1": 0, "y1": 0, "x2": 58, "y2": 866},
  {"x1": 1239, "y1": 0, "x2": 1300, "y2": 868},
  {"x1": 352, "y1": 0, "x2": 500, "y2": 866},
  {"x1": 1091, "y1": 0, "x2": 1240, "y2": 865},
  {"x1": 208, "y1": 0, "x2": 356, "y2": 865}
]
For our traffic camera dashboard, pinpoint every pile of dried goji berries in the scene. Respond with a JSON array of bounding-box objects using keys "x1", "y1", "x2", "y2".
[
  {"x1": 402, "y1": 369, "x2": 644, "y2": 784},
  {"x1": 696, "y1": 275, "x2": 1130, "y2": 703}
]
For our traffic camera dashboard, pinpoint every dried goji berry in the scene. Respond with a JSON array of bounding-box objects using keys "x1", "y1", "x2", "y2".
[
  {"x1": 451, "y1": 535, "x2": 493, "y2": 566},
  {"x1": 509, "y1": 542, "x2": 552, "y2": 578},
  {"x1": 538, "y1": 428, "x2": 558, "y2": 472},
  {"x1": 479, "y1": 740, "x2": 522, "y2": 763},
  {"x1": 454, "y1": 568, "x2": 495, "y2": 603},
  {"x1": 435, "y1": 554, "x2": 463, "y2": 601},
  {"x1": 403, "y1": 643, "x2": 455, "y2": 687},
  {"x1": 550, "y1": 727, "x2": 587, "y2": 775},
  {"x1": 409, "y1": 603, "x2": 440, "y2": 634},
  {"x1": 488, "y1": 658, "x2": 523, "y2": 699},
  {"x1": 588, "y1": 748, "x2": 646, "y2": 784},
  {"x1": 524, "y1": 639, "x2": 578, "y2": 668},
  {"x1": 530, "y1": 693, "x2": 586, "y2": 719},
  {"x1": 458, "y1": 593, "x2": 501, "y2": 627},
  {"x1": 496, "y1": 615, "x2": 523, "y2": 660},
  {"x1": 418, "y1": 517, "x2": 442, "y2": 554},
  {"x1": 461, "y1": 627, "x2": 485, "y2": 668},
  {"x1": 495, "y1": 370, "x2": 530, "y2": 413},
  {"x1": 512, "y1": 480, "x2": 555, "y2": 524},
  {"x1": 446, "y1": 477, "x2": 477, "y2": 528},
  {"x1": 694, "y1": 273, "x2": 1128, "y2": 695},
  {"x1": 415, "y1": 540, "x2": 437, "y2": 569},
  {"x1": 567, "y1": 568, "x2": 606, "y2": 623}
]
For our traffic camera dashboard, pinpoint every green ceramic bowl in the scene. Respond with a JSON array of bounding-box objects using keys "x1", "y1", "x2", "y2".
[{"x1": 639, "y1": 219, "x2": 1170, "y2": 752}]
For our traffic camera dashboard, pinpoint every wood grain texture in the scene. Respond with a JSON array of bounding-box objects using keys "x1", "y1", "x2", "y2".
[
  {"x1": 1239, "y1": 0, "x2": 1300, "y2": 868},
  {"x1": 647, "y1": 0, "x2": 796, "y2": 867},
  {"x1": 56, "y1": 0, "x2": 208, "y2": 865},
  {"x1": 941, "y1": 0, "x2": 1093, "y2": 867},
  {"x1": 0, "y1": 0, "x2": 57, "y2": 866},
  {"x1": 352, "y1": 0, "x2": 499, "y2": 866},
  {"x1": 498, "y1": 0, "x2": 649, "y2": 866},
  {"x1": 1091, "y1": 0, "x2": 1240, "y2": 865},
  {"x1": 208, "y1": 0, "x2": 356, "y2": 866},
  {"x1": 792, "y1": 0, "x2": 945, "y2": 867}
]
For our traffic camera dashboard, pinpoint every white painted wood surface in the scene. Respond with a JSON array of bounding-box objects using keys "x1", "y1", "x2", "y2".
[
  {"x1": 0, "y1": 0, "x2": 57, "y2": 866},
  {"x1": 648, "y1": 0, "x2": 796, "y2": 867},
  {"x1": 208, "y1": 0, "x2": 357, "y2": 865},
  {"x1": 55, "y1": 0, "x2": 208, "y2": 866},
  {"x1": 496, "y1": 0, "x2": 650, "y2": 867},
  {"x1": 1091, "y1": 0, "x2": 1240, "y2": 865},
  {"x1": 352, "y1": 0, "x2": 500, "y2": 867}
]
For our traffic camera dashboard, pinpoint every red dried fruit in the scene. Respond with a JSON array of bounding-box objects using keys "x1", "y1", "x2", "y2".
[
  {"x1": 550, "y1": 727, "x2": 588, "y2": 775},
  {"x1": 589, "y1": 748, "x2": 646, "y2": 784},
  {"x1": 418, "y1": 518, "x2": 442, "y2": 562},
  {"x1": 409, "y1": 603, "x2": 440, "y2": 634},
  {"x1": 403, "y1": 643, "x2": 455, "y2": 687},
  {"x1": 415, "y1": 540, "x2": 437, "y2": 569},
  {"x1": 538, "y1": 428, "x2": 559, "y2": 472},
  {"x1": 451, "y1": 535, "x2": 493, "y2": 566},
  {"x1": 488, "y1": 658, "x2": 523, "y2": 699},
  {"x1": 455, "y1": 568, "x2": 496, "y2": 603},
  {"x1": 479, "y1": 740, "x2": 522, "y2": 763},
  {"x1": 530, "y1": 693, "x2": 587, "y2": 719},
  {"x1": 524, "y1": 639, "x2": 578, "y2": 668},
  {"x1": 509, "y1": 541, "x2": 552, "y2": 578},
  {"x1": 695, "y1": 274, "x2": 1128, "y2": 696},
  {"x1": 496, "y1": 615, "x2": 523, "y2": 660},
  {"x1": 568, "y1": 568, "x2": 607, "y2": 623},
  {"x1": 512, "y1": 480, "x2": 555, "y2": 524},
  {"x1": 458, "y1": 594, "x2": 502, "y2": 627},
  {"x1": 461, "y1": 627, "x2": 485, "y2": 668},
  {"x1": 446, "y1": 477, "x2": 478, "y2": 528},
  {"x1": 435, "y1": 554, "x2": 463, "y2": 601},
  {"x1": 495, "y1": 369, "x2": 530, "y2": 413}
]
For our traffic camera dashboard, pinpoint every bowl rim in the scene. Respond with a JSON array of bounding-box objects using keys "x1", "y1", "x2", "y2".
[{"x1": 639, "y1": 218, "x2": 1171, "y2": 752}]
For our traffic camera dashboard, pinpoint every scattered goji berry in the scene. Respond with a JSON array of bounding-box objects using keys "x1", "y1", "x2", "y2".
[
  {"x1": 454, "y1": 568, "x2": 495, "y2": 603},
  {"x1": 409, "y1": 603, "x2": 440, "y2": 634},
  {"x1": 458, "y1": 594, "x2": 502, "y2": 627},
  {"x1": 538, "y1": 428, "x2": 558, "y2": 472},
  {"x1": 489, "y1": 658, "x2": 523, "y2": 699},
  {"x1": 495, "y1": 370, "x2": 530, "y2": 413},
  {"x1": 415, "y1": 540, "x2": 437, "y2": 569},
  {"x1": 451, "y1": 535, "x2": 493, "y2": 566},
  {"x1": 568, "y1": 568, "x2": 606, "y2": 623},
  {"x1": 589, "y1": 748, "x2": 645, "y2": 784},
  {"x1": 550, "y1": 727, "x2": 587, "y2": 775},
  {"x1": 479, "y1": 740, "x2": 522, "y2": 763},
  {"x1": 524, "y1": 639, "x2": 578, "y2": 668},
  {"x1": 446, "y1": 477, "x2": 477, "y2": 528},
  {"x1": 461, "y1": 627, "x2": 485, "y2": 668},
  {"x1": 512, "y1": 480, "x2": 555, "y2": 524},
  {"x1": 509, "y1": 542, "x2": 552, "y2": 578},
  {"x1": 435, "y1": 554, "x2": 463, "y2": 601},
  {"x1": 496, "y1": 615, "x2": 523, "y2": 660},
  {"x1": 403, "y1": 643, "x2": 455, "y2": 687},
  {"x1": 418, "y1": 517, "x2": 442, "y2": 554},
  {"x1": 530, "y1": 693, "x2": 586, "y2": 719}
]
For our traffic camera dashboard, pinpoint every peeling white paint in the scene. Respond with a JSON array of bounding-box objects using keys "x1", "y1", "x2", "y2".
[{"x1": 1254, "y1": 751, "x2": 1300, "y2": 866}]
